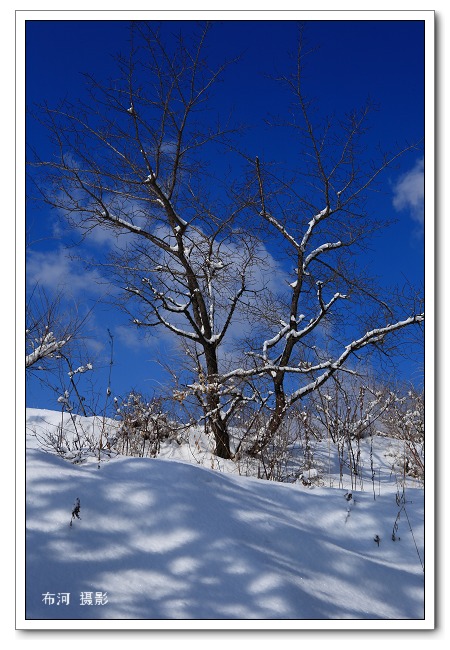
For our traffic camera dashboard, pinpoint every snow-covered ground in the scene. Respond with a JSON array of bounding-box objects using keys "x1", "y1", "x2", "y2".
[{"x1": 19, "y1": 408, "x2": 431, "y2": 629}]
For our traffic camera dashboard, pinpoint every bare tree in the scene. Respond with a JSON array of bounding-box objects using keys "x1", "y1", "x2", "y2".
[
  {"x1": 221, "y1": 32, "x2": 424, "y2": 455},
  {"x1": 28, "y1": 23, "x2": 269, "y2": 458},
  {"x1": 28, "y1": 22, "x2": 424, "y2": 459}
]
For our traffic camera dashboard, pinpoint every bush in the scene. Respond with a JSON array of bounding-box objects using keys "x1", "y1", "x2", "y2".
[
  {"x1": 112, "y1": 392, "x2": 179, "y2": 457},
  {"x1": 382, "y1": 386, "x2": 424, "y2": 482}
]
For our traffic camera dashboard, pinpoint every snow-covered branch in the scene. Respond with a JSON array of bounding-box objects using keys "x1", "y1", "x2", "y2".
[
  {"x1": 299, "y1": 206, "x2": 330, "y2": 253},
  {"x1": 125, "y1": 284, "x2": 201, "y2": 342},
  {"x1": 262, "y1": 322, "x2": 292, "y2": 362},
  {"x1": 26, "y1": 330, "x2": 71, "y2": 368},
  {"x1": 287, "y1": 313, "x2": 424, "y2": 406},
  {"x1": 259, "y1": 210, "x2": 301, "y2": 250},
  {"x1": 303, "y1": 240, "x2": 343, "y2": 269}
]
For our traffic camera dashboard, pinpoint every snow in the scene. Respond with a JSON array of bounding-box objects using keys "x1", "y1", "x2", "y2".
[
  {"x1": 262, "y1": 322, "x2": 291, "y2": 359},
  {"x1": 25, "y1": 331, "x2": 70, "y2": 368},
  {"x1": 68, "y1": 363, "x2": 93, "y2": 378},
  {"x1": 103, "y1": 212, "x2": 143, "y2": 234},
  {"x1": 20, "y1": 408, "x2": 430, "y2": 630},
  {"x1": 303, "y1": 240, "x2": 342, "y2": 269},
  {"x1": 300, "y1": 207, "x2": 330, "y2": 251}
]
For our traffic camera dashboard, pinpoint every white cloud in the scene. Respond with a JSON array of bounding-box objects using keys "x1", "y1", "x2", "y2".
[
  {"x1": 392, "y1": 158, "x2": 424, "y2": 228},
  {"x1": 114, "y1": 325, "x2": 147, "y2": 351},
  {"x1": 26, "y1": 247, "x2": 111, "y2": 300}
]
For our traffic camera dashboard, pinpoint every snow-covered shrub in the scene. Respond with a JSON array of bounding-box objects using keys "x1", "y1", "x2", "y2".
[
  {"x1": 113, "y1": 392, "x2": 179, "y2": 458},
  {"x1": 26, "y1": 409, "x2": 114, "y2": 464},
  {"x1": 312, "y1": 377, "x2": 395, "y2": 489},
  {"x1": 381, "y1": 387, "x2": 424, "y2": 481},
  {"x1": 257, "y1": 417, "x2": 301, "y2": 482},
  {"x1": 235, "y1": 405, "x2": 322, "y2": 484}
]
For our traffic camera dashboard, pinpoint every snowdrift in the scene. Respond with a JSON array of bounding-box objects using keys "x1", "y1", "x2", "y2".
[{"x1": 24, "y1": 409, "x2": 425, "y2": 624}]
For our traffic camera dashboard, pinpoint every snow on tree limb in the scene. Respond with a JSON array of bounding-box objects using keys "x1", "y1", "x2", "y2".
[
  {"x1": 299, "y1": 206, "x2": 331, "y2": 253},
  {"x1": 262, "y1": 322, "x2": 292, "y2": 361},
  {"x1": 303, "y1": 240, "x2": 343, "y2": 269},
  {"x1": 287, "y1": 313, "x2": 424, "y2": 405},
  {"x1": 26, "y1": 331, "x2": 71, "y2": 368},
  {"x1": 221, "y1": 312, "x2": 424, "y2": 389},
  {"x1": 259, "y1": 210, "x2": 301, "y2": 250}
]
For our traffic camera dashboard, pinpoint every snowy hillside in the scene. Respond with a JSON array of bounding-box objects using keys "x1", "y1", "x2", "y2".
[{"x1": 21, "y1": 408, "x2": 429, "y2": 629}]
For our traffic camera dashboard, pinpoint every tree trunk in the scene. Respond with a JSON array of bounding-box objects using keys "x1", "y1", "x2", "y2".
[
  {"x1": 211, "y1": 411, "x2": 232, "y2": 459},
  {"x1": 204, "y1": 344, "x2": 232, "y2": 459},
  {"x1": 248, "y1": 386, "x2": 286, "y2": 456}
]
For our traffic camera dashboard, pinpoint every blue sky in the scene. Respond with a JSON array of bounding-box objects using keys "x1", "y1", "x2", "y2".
[{"x1": 25, "y1": 18, "x2": 426, "y2": 410}]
